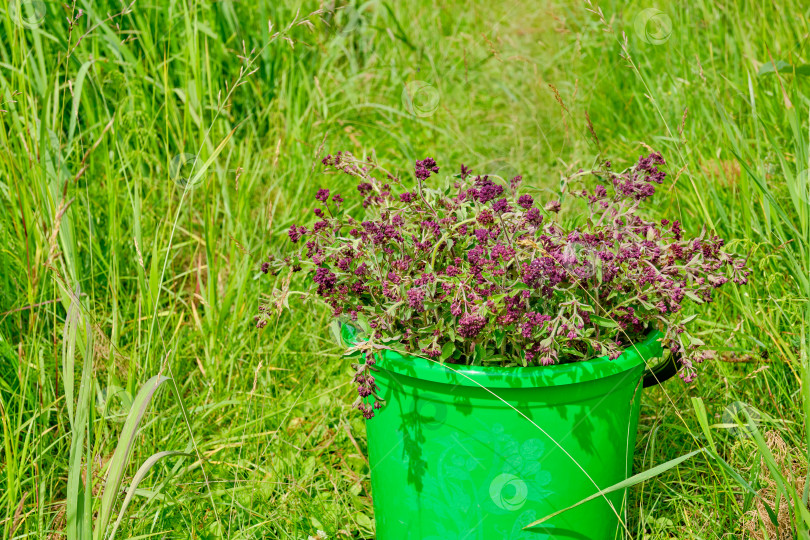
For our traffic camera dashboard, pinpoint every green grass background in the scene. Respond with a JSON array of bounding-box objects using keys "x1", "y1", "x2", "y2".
[{"x1": 1, "y1": 0, "x2": 809, "y2": 538}]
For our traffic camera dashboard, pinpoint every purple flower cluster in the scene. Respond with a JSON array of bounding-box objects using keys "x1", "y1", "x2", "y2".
[
  {"x1": 470, "y1": 175, "x2": 504, "y2": 204},
  {"x1": 458, "y1": 314, "x2": 487, "y2": 338},
  {"x1": 415, "y1": 158, "x2": 439, "y2": 181},
  {"x1": 256, "y1": 151, "x2": 750, "y2": 415},
  {"x1": 407, "y1": 288, "x2": 426, "y2": 312},
  {"x1": 354, "y1": 352, "x2": 381, "y2": 418},
  {"x1": 313, "y1": 267, "x2": 337, "y2": 296},
  {"x1": 612, "y1": 152, "x2": 666, "y2": 200},
  {"x1": 288, "y1": 225, "x2": 307, "y2": 243},
  {"x1": 315, "y1": 188, "x2": 330, "y2": 202}
]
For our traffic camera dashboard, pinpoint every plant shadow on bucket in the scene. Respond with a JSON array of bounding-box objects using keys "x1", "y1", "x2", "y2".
[
  {"x1": 388, "y1": 373, "x2": 455, "y2": 493},
  {"x1": 379, "y1": 345, "x2": 653, "y2": 493}
]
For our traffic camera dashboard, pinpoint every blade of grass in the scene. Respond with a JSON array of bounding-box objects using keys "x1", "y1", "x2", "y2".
[
  {"x1": 95, "y1": 375, "x2": 171, "y2": 540},
  {"x1": 107, "y1": 451, "x2": 192, "y2": 540},
  {"x1": 524, "y1": 449, "x2": 707, "y2": 529}
]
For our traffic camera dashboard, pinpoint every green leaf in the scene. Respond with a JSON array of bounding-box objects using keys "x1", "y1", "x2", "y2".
[
  {"x1": 66, "y1": 317, "x2": 93, "y2": 540},
  {"x1": 481, "y1": 354, "x2": 509, "y2": 364},
  {"x1": 329, "y1": 319, "x2": 342, "y2": 347},
  {"x1": 561, "y1": 347, "x2": 586, "y2": 359},
  {"x1": 757, "y1": 61, "x2": 810, "y2": 77},
  {"x1": 185, "y1": 126, "x2": 237, "y2": 188},
  {"x1": 356, "y1": 512, "x2": 373, "y2": 529},
  {"x1": 590, "y1": 315, "x2": 618, "y2": 328},
  {"x1": 493, "y1": 329, "x2": 506, "y2": 349},
  {"x1": 107, "y1": 451, "x2": 192, "y2": 540},
  {"x1": 96, "y1": 375, "x2": 171, "y2": 540},
  {"x1": 472, "y1": 344, "x2": 485, "y2": 365},
  {"x1": 638, "y1": 299, "x2": 655, "y2": 311},
  {"x1": 440, "y1": 341, "x2": 455, "y2": 361},
  {"x1": 684, "y1": 290, "x2": 704, "y2": 304},
  {"x1": 691, "y1": 397, "x2": 717, "y2": 452},
  {"x1": 61, "y1": 296, "x2": 80, "y2": 428},
  {"x1": 355, "y1": 314, "x2": 371, "y2": 334},
  {"x1": 707, "y1": 449, "x2": 780, "y2": 527},
  {"x1": 67, "y1": 60, "x2": 95, "y2": 148}
]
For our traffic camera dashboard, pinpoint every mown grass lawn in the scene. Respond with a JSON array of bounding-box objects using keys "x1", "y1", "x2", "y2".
[{"x1": 1, "y1": 0, "x2": 809, "y2": 538}]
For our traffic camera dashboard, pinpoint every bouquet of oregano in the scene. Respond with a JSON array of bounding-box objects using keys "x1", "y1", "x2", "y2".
[{"x1": 256, "y1": 152, "x2": 749, "y2": 417}]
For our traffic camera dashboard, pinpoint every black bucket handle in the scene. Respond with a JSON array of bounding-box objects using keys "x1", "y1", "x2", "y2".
[{"x1": 642, "y1": 350, "x2": 680, "y2": 388}]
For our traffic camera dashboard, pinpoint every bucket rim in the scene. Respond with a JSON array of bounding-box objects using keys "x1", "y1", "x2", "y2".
[{"x1": 343, "y1": 326, "x2": 665, "y2": 389}]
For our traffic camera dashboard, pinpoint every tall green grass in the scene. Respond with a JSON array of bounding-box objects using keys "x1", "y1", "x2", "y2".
[{"x1": 0, "y1": 0, "x2": 808, "y2": 537}]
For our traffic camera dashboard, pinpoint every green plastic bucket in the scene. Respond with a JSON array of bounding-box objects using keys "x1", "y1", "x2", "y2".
[{"x1": 350, "y1": 329, "x2": 672, "y2": 539}]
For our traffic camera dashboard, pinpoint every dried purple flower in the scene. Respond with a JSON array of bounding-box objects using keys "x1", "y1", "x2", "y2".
[
  {"x1": 407, "y1": 287, "x2": 426, "y2": 312},
  {"x1": 492, "y1": 198, "x2": 511, "y2": 213},
  {"x1": 415, "y1": 157, "x2": 440, "y2": 181},
  {"x1": 316, "y1": 189, "x2": 330, "y2": 202},
  {"x1": 288, "y1": 225, "x2": 304, "y2": 243},
  {"x1": 458, "y1": 313, "x2": 487, "y2": 338},
  {"x1": 474, "y1": 176, "x2": 504, "y2": 203},
  {"x1": 525, "y1": 207, "x2": 543, "y2": 226},
  {"x1": 510, "y1": 175, "x2": 523, "y2": 193},
  {"x1": 518, "y1": 194, "x2": 534, "y2": 209},
  {"x1": 313, "y1": 267, "x2": 337, "y2": 292}
]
